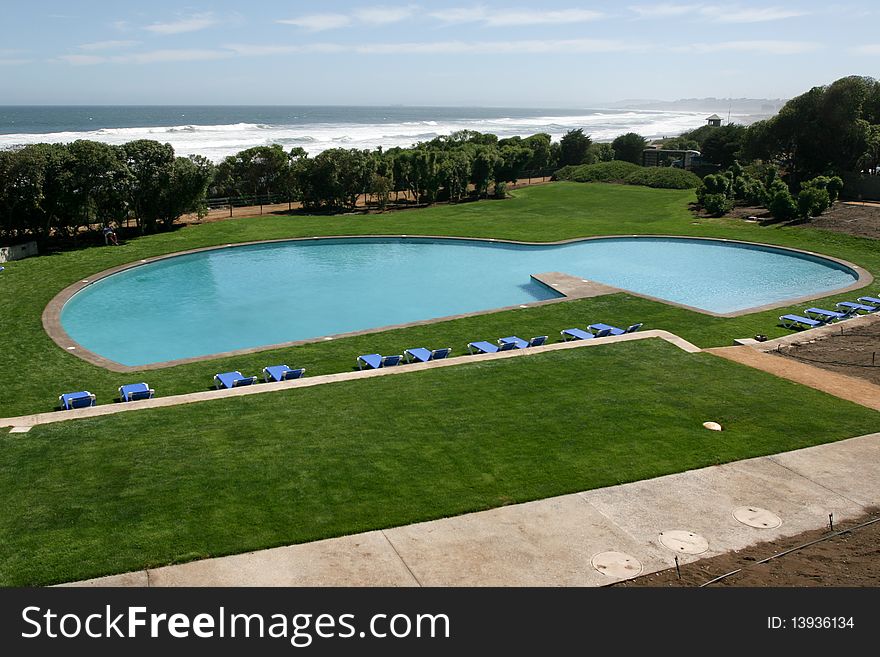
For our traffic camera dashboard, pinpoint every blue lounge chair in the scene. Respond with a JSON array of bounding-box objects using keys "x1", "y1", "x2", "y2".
[
  {"x1": 467, "y1": 341, "x2": 517, "y2": 355},
  {"x1": 214, "y1": 371, "x2": 258, "y2": 389},
  {"x1": 836, "y1": 301, "x2": 877, "y2": 314},
  {"x1": 804, "y1": 307, "x2": 849, "y2": 323},
  {"x1": 262, "y1": 365, "x2": 306, "y2": 382},
  {"x1": 857, "y1": 296, "x2": 880, "y2": 306},
  {"x1": 499, "y1": 335, "x2": 548, "y2": 349},
  {"x1": 779, "y1": 314, "x2": 822, "y2": 330},
  {"x1": 119, "y1": 382, "x2": 154, "y2": 402},
  {"x1": 59, "y1": 391, "x2": 96, "y2": 410},
  {"x1": 588, "y1": 322, "x2": 644, "y2": 336},
  {"x1": 357, "y1": 353, "x2": 403, "y2": 370},
  {"x1": 561, "y1": 328, "x2": 595, "y2": 341},
  {"x1": 404, "y1": 347, "x2": 452, "y2": 363}
]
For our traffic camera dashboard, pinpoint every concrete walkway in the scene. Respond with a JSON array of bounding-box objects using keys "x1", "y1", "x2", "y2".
[
  {"x1": 62, "y1": 431, "x2": 880, "y2": 587},
  {"x1": 1, "y1": 330, "x2": 700, "y2": 430}
]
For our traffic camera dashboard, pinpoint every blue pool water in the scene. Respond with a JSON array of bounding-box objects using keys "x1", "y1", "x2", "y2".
[{"x1": 60, "y1": 237, "x2": 859, "y2": 366}]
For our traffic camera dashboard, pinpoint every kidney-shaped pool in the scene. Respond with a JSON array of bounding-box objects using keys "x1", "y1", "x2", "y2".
[{"x1": 58, "y1": 236, "x2": 861, "y2": 367}]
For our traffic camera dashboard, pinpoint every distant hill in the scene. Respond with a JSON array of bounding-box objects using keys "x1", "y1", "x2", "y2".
[{"x1": 607, "y1": 97, "x2": 786, "y2": 116}]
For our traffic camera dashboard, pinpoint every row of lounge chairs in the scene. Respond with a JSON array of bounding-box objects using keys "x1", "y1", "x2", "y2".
[
  {"x1": 58, "y1": 321, "x2": 644, "y2": 409},
  {"x1": 779, "y1": 295, "x2": 880, "y2": 330},
  {"x1": 357, "y1": 322, "x2": 643, "y2": 368},
  {"x1": 58, "y1": 364, "x2": 306, "y2": 409}
]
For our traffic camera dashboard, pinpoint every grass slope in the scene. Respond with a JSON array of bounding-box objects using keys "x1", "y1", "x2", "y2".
[
  {"x1": 1, "y1": 340, "x2": 877, "y2": 585},
  {"x1": 2, "y1": 182, "x2": 878, "y2": 417}
]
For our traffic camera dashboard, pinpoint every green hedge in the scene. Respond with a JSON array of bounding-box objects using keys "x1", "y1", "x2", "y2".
[
  {"x1": 554, "y1": 160, "x2": 641, "y2": 183},
  {"x1": 623, "y1": 167, "x2": 702, "y2": 190},
  {"x1": 554, "y1": 161, "x2": 701, "y2": 189}
]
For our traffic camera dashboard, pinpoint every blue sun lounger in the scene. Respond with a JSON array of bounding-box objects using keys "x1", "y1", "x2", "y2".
[
  {"x1": 779, "y1": 314, "x2": 822, "y2": 330},
  {"x1": 467, "y1": 340, "x2": 518, "y2": 355},
  {"x1": 499, "y1": 335, "x2": 548, "y2": 349},
  {"x1": 404, "y1": 347, "x2": 452, "y2": 363},
  {"x1": 836, "y1": 301, "x2": 877, "y2": 314},
  {"x1": 804, "y1": 307, "x2": 849, "y2": 323},
  {"x1": 357, "y1": 353, "x2": 403, "y2": 370},
  {"x1": 59, "y1": 391, "x2": 96, "y2": 410},
  {"x1": 262, "y1": 365, "x2": 306, "y2": 382},
  {"x1": 213, "y1": 371, "x2": 258, "y2": 389},
  {"x1": 119, "y1": 382, "x2": 155, "y2": 402},
  {"x1": 588, "y1": 322, "x2": 643, "y2": 336},
  {"x1": 561, "y1": 328, "x2": 595, "y2": 341},
  {"x1": 857, "y1": 296, "x2": 880, "y2": 306}
]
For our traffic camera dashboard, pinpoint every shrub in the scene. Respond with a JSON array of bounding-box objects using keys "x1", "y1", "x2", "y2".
[
  {"x1": 826, "y1": 176, "x2": 844, "y2": 204},
  {"x1": 624, "y1": 167, "x2": 701, "y2": 189},
  {"x1": 553, "y1": 160, "x2": 641, "y2": 183},
  {"x1": 768, "y1": 187, "x2": 798, "y2": 221},
  {"x1": 696, "y1": 173, "x2": 732, "y2": 205},
  {"x1": 701, "y1": 193, "x2": 734, "y2": 216},
  {"x1": 493, "y1": 181, "x2": 508, "y2": 199},
  {"x1": 732, "y1": 175, "x2": 765, "y2": 205},
  {"x1": 797, "y1": 186, "x2": 831, "y2": 219}
]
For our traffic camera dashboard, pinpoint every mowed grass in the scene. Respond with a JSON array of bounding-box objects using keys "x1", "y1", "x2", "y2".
[
  {"x1": 1, "y1": 340, "x2": 878, "y2": 586},
  {"x1": 2, "y1": 182, "x2": 880, "y2": 417}
]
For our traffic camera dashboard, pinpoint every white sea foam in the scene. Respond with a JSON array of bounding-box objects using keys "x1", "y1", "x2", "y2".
[{"x1": 0, "y1": 111, "x2": 747, "y2": 162}]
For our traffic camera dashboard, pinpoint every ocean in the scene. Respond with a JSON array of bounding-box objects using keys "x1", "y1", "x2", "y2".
[{"x1": 0, "y1": 105, "x2": 749, "y2": 162}]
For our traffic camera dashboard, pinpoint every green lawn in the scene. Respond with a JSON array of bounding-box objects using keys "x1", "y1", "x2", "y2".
[
  {"x1": 2, "y1": 182, "x2": 878, "y2": 418},
  {"x1": 1, "y1": 339, "x2": 878, "y2": 586}
]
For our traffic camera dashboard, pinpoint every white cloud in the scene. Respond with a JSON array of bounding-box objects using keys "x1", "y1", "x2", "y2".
[
  {"x1": 709, "y1": 7, "x2": 809, "y2": 23},
  {"x1": 354, "y1": 5, "x2": 418, "y2": 25},
  {"x1": 630, "y1": 4, "x2": 810, "y2": 23},
  {"x1": 78, "y1": 40, "x2": 140, "y2": 52},
  {"x1": 430, "y1": 6, "x2": 603, "y2": 26},
  {"x1": 226, "y1": 43, "x2": 347, "y2": 56},
  {"x1": 629, "y1": 3, "x2": 703, "y2": 18},
  {"x1": 58, "y1": 49, "x2": 231, "y2": 66},
  {"x1": 484, "y1": 9, "x2": 604, "y2": 26},
  {"x1": 276, "y1": 14, "x2": 353, "y2": 31},
  {"x1": 356, "y1": 38, "x2": 641, "y2": 55},
  {"x1": 145, "y1": 12, "x2": 220, "y2": 35},
  {"x1": 57, "y1": 54, "x2": 108, "y2": 66},
  {"x1": 677, "y1": 40, "x2": 821, "y2": 55},
  {"x1": 129, "y1": 49, "x2": 230, "y2": 64},
  {"x1": 850, "y1": 44, "x2": 880, "y2": 55}
]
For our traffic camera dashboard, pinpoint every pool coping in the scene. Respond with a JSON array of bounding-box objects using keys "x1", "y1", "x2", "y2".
[{"x1": 42, "y1": 234, "x2": 874, "y2": 373}]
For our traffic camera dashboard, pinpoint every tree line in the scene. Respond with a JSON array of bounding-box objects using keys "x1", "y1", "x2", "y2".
[
  {"x1": 690, "y1": 75, "x2": 879, "y2": 220},
  {"x1": 0, "y1": 128, "x2": 626, "y2": 244}
]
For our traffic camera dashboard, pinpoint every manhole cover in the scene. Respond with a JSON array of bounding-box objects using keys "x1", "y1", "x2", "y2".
[
  {"x1": 590, "y1": 551, "x2": 643, "y2": 578},
  {"x1": 658, "y1": 530, "x2": 709, "y2": 555},
  {"x1": 733, "y1": 506, "x2": 782, "y2": 529}
]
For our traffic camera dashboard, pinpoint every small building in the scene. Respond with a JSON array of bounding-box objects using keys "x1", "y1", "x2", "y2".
[
  {"x1": 642, "y1": 149, "x2": 702, "y2": 169},
  {"x1": 706, "y1": 114, "x2": 722, "y2": 127}
]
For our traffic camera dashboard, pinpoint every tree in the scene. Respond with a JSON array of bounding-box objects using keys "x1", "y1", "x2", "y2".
[
  {"x1": 558, "y1": 129, "x2": 592, "y2": 166},
  {"x1": 522, "y1": 133, "x2": 553, "y2": 172},
  {"x1": 700, "y1": 125, "x2": 746, "y2": 169},
  {"x1": 611, "y1": 133, "x2": 647, "y2": 165},
  {"x1": 121, "y1": 140, "x2": 176, "y2": 232},
  {"x1": 470, "y1": 147, "x2": 500, "y2": 198},
  {"x1": 157, "y1": 155, "x2": 214, "y2": 228},
  {"x1": 495, "y1": 145, "x2": 531, "y2": 184},
  {"x1": 590, "y1": 143, "x2": 615, "y2": 162}
]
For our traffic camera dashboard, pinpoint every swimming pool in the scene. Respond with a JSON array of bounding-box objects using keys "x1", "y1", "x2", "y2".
[{"x1": 58, "y1": 236, "x2": 861, "y2": 367}]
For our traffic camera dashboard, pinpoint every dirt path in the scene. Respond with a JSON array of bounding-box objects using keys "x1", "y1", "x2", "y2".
[
  {"x1": 617, "y1": 509, "x2": 880, "y2": 587},
  {"x1": 181, "y1": 177, "x2": 554, "y2": 225}
]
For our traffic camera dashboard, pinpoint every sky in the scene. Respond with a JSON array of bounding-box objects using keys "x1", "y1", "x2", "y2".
[{"x1": 1, "y1": 1, "x2": 878, "y2": 106}]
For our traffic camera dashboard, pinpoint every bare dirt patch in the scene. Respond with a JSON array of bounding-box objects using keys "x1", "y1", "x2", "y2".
[
  {"x1": 616, "y1": 509, "x2": 880, "y2": 587},
  {"x1": 804, "y1": 202, "x2": 880, "y2": 240},
  {"x1": 771, "y1": 320, "x2": 880, "y2": 386}
]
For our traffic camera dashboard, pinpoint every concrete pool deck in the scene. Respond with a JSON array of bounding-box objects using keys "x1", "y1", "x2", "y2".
[{"x1": 61, "y1": 431, "x2": 880, "y2": 587}]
